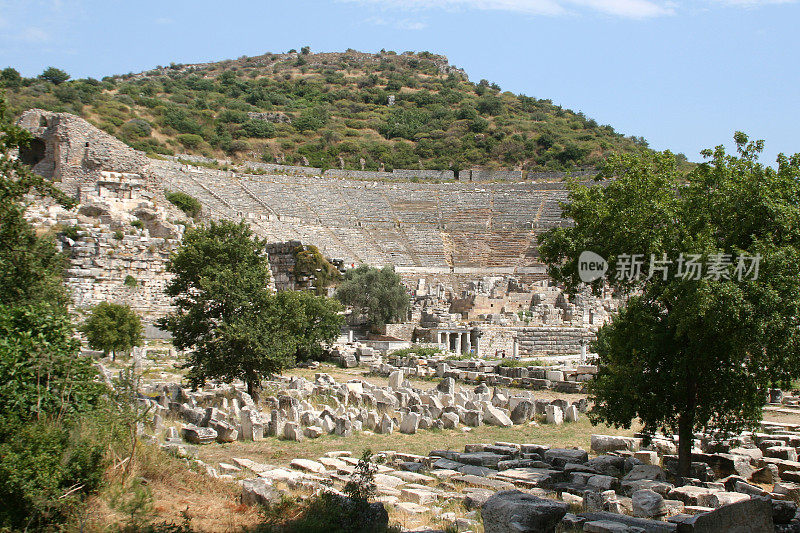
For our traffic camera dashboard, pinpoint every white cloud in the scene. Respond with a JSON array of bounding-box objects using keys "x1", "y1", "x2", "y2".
[
  {"x1": 397, "y1": 19, "x2": 428, "y2": 30},
  {"x1": 344, "y1": 0, "x2": 674, "y2": 18},
  {"x1": 365, "y1": 15, "x2": 429, "y2": 30},
  {"x1": 710, "y1": 0, "x2": 795, "y2": 5},
  {"x1": 569, "y1": 0, "x2": 673, "y2": 17}
]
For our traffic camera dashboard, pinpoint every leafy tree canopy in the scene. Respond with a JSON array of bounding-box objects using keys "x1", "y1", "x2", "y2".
[
  {"x1": 39, "y1": 66, "x2": 71, "y2": 85},
  {"x1": 80, "y1": 302, "x2": 143, "y2": 359},
  {"x1": 336, "y1": 265, "x2": 409, "y2": 331},
  {"x1": 159, "y1": 220, "x2": 343, "y2": 398},
  {"x1": 538, "y1": 134, "x2": 800, "y2": 476}
]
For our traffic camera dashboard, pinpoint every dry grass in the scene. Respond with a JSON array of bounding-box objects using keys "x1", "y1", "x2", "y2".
[{"x1": 80, "y1": 443, "x2": 262, "y2": 532}]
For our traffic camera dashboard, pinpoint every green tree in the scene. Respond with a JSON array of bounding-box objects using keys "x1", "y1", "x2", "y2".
[
  {"x1": 294, "y1": 106, "x2": 329, "y2": 133},
  {"x1": 80, "y1": 302, "x2": 143, "y2": 360},
  {"x1": 158, "y1": 220, "x2": 287, "y2": 399},
  {"x1": 335, "y1": 265, "x2": 409, "y2": 331},
  {"x1": 275, "y1": 290, "x2": 344, "y2": 362},
  {"x1": 39, "y1": 66, "x2": 71, "y2": 85},
  {"x1": 0, "y1": 304, "x2": 105, "y2": 427},
  {"x1": 538, "y1": 134, "x2": 800, "y2": 477},
  {"x1": 0, "y1": 95, "x2": 118, "y2": 531},
  {"x1": 0, "y1": 67, "x2": 22, "y2": 88}
]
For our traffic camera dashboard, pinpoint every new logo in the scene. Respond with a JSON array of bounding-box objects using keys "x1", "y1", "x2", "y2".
[{"x1": 578, "y1": 251, "x2": 608, "y2": 283}]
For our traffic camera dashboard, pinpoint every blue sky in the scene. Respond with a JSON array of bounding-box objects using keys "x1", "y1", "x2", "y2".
[{"x1": 1, "y1": 0, "x2": 797, "y2": 163}]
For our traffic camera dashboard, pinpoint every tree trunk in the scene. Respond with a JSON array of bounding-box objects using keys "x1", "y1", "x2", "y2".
[
  {"x1": 247, "y1": 379, "x2": 261, "y2": 405},
  {"x1": 677, "y1": 409, "x2": 694, "y2": 479},
  {"x1": 677, "y1": 373, "x2": 698, "y2": 480}
]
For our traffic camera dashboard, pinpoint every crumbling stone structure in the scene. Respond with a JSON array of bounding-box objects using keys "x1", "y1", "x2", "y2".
[{"x1": 18, "y1": 109, "x2": 612, "y2": 349}]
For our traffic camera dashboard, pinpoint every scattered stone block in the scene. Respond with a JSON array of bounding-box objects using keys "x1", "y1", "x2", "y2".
[
  {"x1": 283, "y1": 422, "x2": 304, "y2": 442},
  {"x1": 591, "y1": 435, "x2": 641, "y2": 454},
  {"x1": 289, "y1": 458, "x2": 326, "y2": 474},
  {"x1": 677, "y1": 497, "x2": 773, "y2": 532},
  {"x1": 545, "y1": 404, "x2": 563, "y2": 425},
  {"x1": 632, "y1": 489, "x2": 666, "y2": 518},
  {"x1": 483, "y1": 404, "x2": 513, "y2": 427},
  {"x1": 241, "y1": 478, "x2": 281, "y2": 507},
  {"x1": 400, "y1": 412, "x2": 420, "y2": 434},
  {"x1": 481, "y1": 490, "x2": 568, "y2": 533},
  {"x1": 181, "y1": 424, "x2": 217, "y2": 445}
]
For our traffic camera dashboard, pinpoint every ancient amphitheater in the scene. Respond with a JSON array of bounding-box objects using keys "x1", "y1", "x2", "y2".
[{"x1": 18, "y1": 108, "x2": 615, "y2": 354}]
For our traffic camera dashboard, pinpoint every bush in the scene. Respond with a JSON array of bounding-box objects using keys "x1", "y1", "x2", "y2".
[
  {"x1": 260, "y1": 451, "x2": 392, "y2": 533},
  {"x1": 335, "y1": 265, "x2": 409, "y2": 331},
  {"x1": 0, "y1": 67, "x2": 22, "y2": 88},
  {"x1": 124, "y1": 274, "x2": 138, "y2": 287},
  {"x1": 476, "y1": 95, "x2": 504, "y2": 116},
  {"x1": 0, "y1": 419, "x2": 107, "y2": 530},
  {"x1": 165, "y1": 191, "x2": 201, "y2": 218},
  {"x1": 0, "y1": 303, "x2": 105, "y2": 427},
  {"x1": 239, "y1": 119, "x2": 276, "y2": 138},
  {"x1": 389, "y1": 344, "x2": 443, "y2": 357},
  {"x1": 379, "y1": 108, "x2": 430, "y2": 141},
  {"x1": 294, "y1": 107, "x2": 329, "y2": 133},
  {"x1": 177, "y1": 133, "x2": 204, "y2": 149},
  {"x1": 162, "y1": 106, "x2": 201, "y2": 135},
  {"x1": 58, "y1": 224, "x2": 81, "y2": 240},
  {"x1": 121, "y1": 118, "x2": 153, "y2": 139}
]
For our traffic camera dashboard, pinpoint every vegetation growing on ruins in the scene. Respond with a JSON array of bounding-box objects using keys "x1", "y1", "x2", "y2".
[
  {"x1": 81, "y1": 302, "x2": 143, "y2": 360},
  {"x1": 0, "y1": 51, "x2": 678, "y2": 173},
  {"x1": 293, "y1": 244, "x2": 342, "y2": 295},
  {"x1": 261, "y1": 450, "x2": 395, "y2": 533},
  {"x1": 336, "y1": 265, "x2": 410, "y2": 332},
  {"x1": 165, "y1": 190, "x2": 201, "y2": 218},
  {"x1": 160, "y1": 220, "x2": 344, "y2": 398},
  {"x1": 389, "y1": 345, "x2": 444, "y2": 358},
  {"x1": 538, "y1": 134, "x2": 800, "y2": 477}
]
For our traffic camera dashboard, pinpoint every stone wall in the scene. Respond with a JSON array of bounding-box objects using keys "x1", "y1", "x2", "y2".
[
  {"x1": 60, "y1": 224, "x2": 177, "y2": 324},
  {"x1": 516, "y1": 326, "x2": 590, "y2": 355},
  {"x1": 265, "y1": 240, "x2": 302, "y2": 291},
  {"x1": 478, "y1": 325, "x2": 517, "y2": 357},
  {"x1": 461, "y1": 169, "x2": 524, "y2": 182},
  {"x1": 17, "y1": 109, "x2": 152, "y2": 198},
  {"x1": 382, "y1": 323, "x2": 416, "y2": 341},
  {"x1": 475, "y1": 324, "x2": 592, "y2": 357}
]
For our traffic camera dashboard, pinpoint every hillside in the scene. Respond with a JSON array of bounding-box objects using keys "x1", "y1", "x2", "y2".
[{"x1": 2, "y1": 49, "x2": 669, "y2": 173}]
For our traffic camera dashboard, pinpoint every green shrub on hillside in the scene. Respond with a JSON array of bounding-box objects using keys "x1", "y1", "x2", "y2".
[
  {"x1": 165, "y1": 190, "x2": 201, "y2": 218},
  {"x1": 3, "y1": 51, "x2": 674, "y2": 173}
]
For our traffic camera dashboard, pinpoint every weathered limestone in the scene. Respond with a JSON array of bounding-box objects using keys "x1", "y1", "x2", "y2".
[
  {"x1": 545, "y1": 404, "x2": 563, "y2": 425},
  {"x1": 181, "y1": 425, "x2": 216, "y2": 444},
  {"x1": 482, "y1": 490, "x2": 568, "y2": 533},
  {"x1": 241, "y1": 479, "x2": 281, "y2": 506},
  {"x1": 483, "y1": 404, "x2": 513, "y2": 427},
  {"x1": 389, "y1": 370, "x2": 404, "y2": 390},
  {"x1": 400, "y1": 412, "x2": 420, "y2": 434}
]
